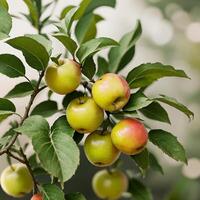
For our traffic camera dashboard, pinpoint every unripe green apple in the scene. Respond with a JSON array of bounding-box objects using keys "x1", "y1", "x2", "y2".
[
  {"x1": 92, "y1": 73, "x2": 130, "y2": 112},
  {"x1": 92, "y1": 169, "x2": 128, "y2": 200},
  {"x1": 31, "y1": 194, "x2": 43, "y2": 200},
  {"x1": 84, "y1": 131, "x2": 120, "y2": 167},
  {"x1": 45, "y1": 59, "x2": 81, "y2": 95},
  {"x1": 0, "y1": 163, "x2": 33, "y2": 198},
  {"x1": 66, "y1": 96, "x2": 104, "y2": 133},
  {"x1": 111, "y1": 118, "x2": 148, "y2": 155}
]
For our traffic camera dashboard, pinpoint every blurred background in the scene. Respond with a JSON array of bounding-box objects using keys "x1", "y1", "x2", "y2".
[{"x1": 0, "y1": 0, "x2": 200, "y2": 199}]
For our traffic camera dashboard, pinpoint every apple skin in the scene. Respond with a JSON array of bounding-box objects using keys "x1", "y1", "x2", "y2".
[
  {"x1": 31, "y1": 194, "x2": 43, "y2": 200},
  {"x1": 0, "y1": 163, "x2": 33, "y2": 198},
  {"x1": 92, "y1": 169, "x2": 128, "y2": 200},
  {"x1": 111, "y1": 118, "x2": 148, "y2": 155},
  {"x1": 92, "y1": 73, "x2": 130, "y2": 112},
  {"x1": 84, "y1": 131, "x2": 120, "y2": 167},
  {"x1": 45, "y1": 59, "x2": 81, "y2": 95},
  {"x1": 66, "y1": 96, "x2": 104, "y2": 133}
]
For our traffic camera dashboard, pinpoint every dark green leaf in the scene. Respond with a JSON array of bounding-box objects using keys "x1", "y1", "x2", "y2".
[
  {"x1": 30, "y1": 100, "x2": 58, "y2": 117},
  {"x1": 0, "y1": 54, "x2": 26, "y2": 78},
  {"x1": 131, "y1": 149, "x2": 149, "y2": 176},
  {"x1": 127, "y1": 62, "x2": 189, "y2": 89},
  {"x1": 73, "y1": 132, "x2": 84, "y2": 144},
  {"x1": 5, "y1": 82, "x2": 34, "y2": 98},
  {"x1": 41, "y1": 184, "x2": 65, "y2": 200},
  {"x1": 149, "y1": 152, "x2": 164, "y2": 175},
  {"x1": 6, "y1": 36, "x2": 50, "y2": 71},
  {"x1": 76, "y1": 37, "x2": 118, "y2": 63},
  {"x1": 154, "y1": 95, "x2": 194, "y2": 120},
  {"x1": 60, "y1": 5, "x2": 75, "y2": 19},
  {"x1": 62, "y1": 91, "x2": 83, "y2": 108},
  {"x1": 129, "y1": 178, "x2": 153, "y2": 200},
  {"x1": 96, "y1": 56, "x2": 109, "y2": 77},
  {"x1": 51, "y1": 115, "x2": 74, "y2": 137},
  {"x1": 82, "y1": 56, "x2": 96, "y2": 79},
  {"x1": 0, "y1": 0, "x2": 8, "y2": 10},
  {"x1": 53, "y1": 34, "x2": 77, "y2": 56},
  {"x1": 108, "y1": 20, "x2": 142, "y2": 72},
  {"x1": 0, "y1": 6, "x2": 11, "y2": 38},
  {"x1": 65, "y1": 192, "x2": 87, "y2": 200},
  {"x1": 149, "y1": 129, "x2": 187, "y2": 163},
  {"x1": 139, "y1": 102, "x2": 171, "y2": 124}
]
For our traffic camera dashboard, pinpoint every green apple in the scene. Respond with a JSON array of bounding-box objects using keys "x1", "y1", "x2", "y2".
[
  {"x1": 92, "y1": 169, "x2": 128, "y2": 200},
  {"x1": 66, "y1": 96, "x2": 104, "y2": 133},
  {"x1": 84, "y1": 131, "x2": 120, "y2": 167},
  {"x1": 0, "y1": 163, "x2": 33, "y2": 198},
  {"x1": 92, "y1": 73, "x2": 130, "y2": 112},
  {"x1": 111, "y1": 118, "x2": 148, "y2": 155},
  {"x1": 45, "y1": 59, "x2": 81, "y2": 95},
  {"x1": 31, "y1": 194, "x2": 43, "y2": 200}
]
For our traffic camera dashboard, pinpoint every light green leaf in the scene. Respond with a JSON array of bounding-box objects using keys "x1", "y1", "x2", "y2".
[
  {"x1": 139, "y1": 102, "x2": 171, "y2": 124},
  {"x1": 7, "y1": 36, "x2": 50, "y2": 71},
  {"x1": 30, "y1": 100, "x2": 58, "y2": 118},
  {"x1": 60, "y1": 5, "x2": 75, "y2": 19},
  {"x1": 76, "y1": 37, "x2": 118, "y2": 63},
  {"x1": 65, "y1": 192, "x2": 87, "y2": 200},
  {"x1": 0, "y1": 54, "x2": 26, "y2": 78},
  {"x1": 96, "y1": 56, "x2": 109, "y2": 77},
  {"x1": 149, "y1": 152, "x2": 164, "y2": 175},
  {"x1": 149, "y1": 129, "x2": 187, "y2": 163},
  {"x1": 0, "y1": 0, "x2": 8, "y2": 10},
  {"x1": 0, "y1": 6, "x2": 11, "y2": 38},
  {"x1": 108, "y1": 20, "x2": 142, "y2": 72},
  {"x1": 0, "y1": 136, "x2": 11, "y2": 149},
  {"x1": 74, "y1": 0, "x2": 91, "y2": 19},
  {"x1": 127, "y1": 62, "x2": 189, "y2": 89},
  {"x1": 154, "y1": 95, "x2": 194, "y2": 120},
  {"x1": 82, "y1": 56, "x2": 96, "y2": 79}
]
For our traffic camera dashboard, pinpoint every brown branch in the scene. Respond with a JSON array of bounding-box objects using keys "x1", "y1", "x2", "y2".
[{"x1": 7, "y1": 151, "x2": 25, "y2": 164}]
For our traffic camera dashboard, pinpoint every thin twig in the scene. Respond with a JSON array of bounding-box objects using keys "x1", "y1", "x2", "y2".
[{"x1": 7, "y1": 151, "x2": 25, "y2": 164}]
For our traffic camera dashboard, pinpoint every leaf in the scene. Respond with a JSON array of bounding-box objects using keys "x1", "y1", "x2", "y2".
[
  {"x1": 53, "y1": 34, "x2": 77, "y2": 56},
  {"x1": 82, "y1": 56, "x2": 96, "y2": 79},
  {"x1": 0, "y1": 98, "x2": 16, "y2": 122},
  {"x1": 108, "y1": 20, "x2": 142, "y2": 72},
  {"x1": 124, "y1": 91, "x2": 152, "y2": 111},
  {"x1": 6, "y1": 36, "x2": 50, "y2": 71},
  {"x1": 30, "y1": 100, "x2": 58, "y2": 118},
  {"x1": 74, "y1": 0, "x2": 91, "y2": 19},
  {"x1": 139, "y1": 102, "x2": 171, "y2": 124},
  {"x1": 0, "y1": 6, "x2": 11, "y2": 38},
  {"x1": 127, "y1": 62, "x2": 190, "y2": 89},
  {"x1": 0, "y1": 54, "x2": 26, "y2": 78},
  {"x1": 60, "y1": 5, "x2": 75, "y2": 19},
  {"x1": 0, "y1": 136, "x2": 11, "y2": 149},
  {"x1": 51, "y1": 115, "x2": 74, "y2": 137},
  {"x1": 149, "y1": 152, "x2": 164, "y2": 175},
  {"x1": 96, "y1": 56, "x2": 109, "y2": 77},
  {"x1": 0, "y1": 0, "x2": 8, "y2": 10},
  {"x1": 62, "y1": 91, "x2": 83, "y2": 108},
  {"x1": 149, "y1": 129, "x2": 187, "y2": 163},
  {"x1": 131, "y1": 149, "x2": 149, "y2": 176},
  {"x1": 73, "y1": 132, "x2": 84, "y2": 144},
  {"x1": 41, "y1": 184, "x2": 65, "y2": 200},
  {"x1": 76, "y1": 37, "x2": 118, "y2": 63},
  {"x1": 154, "y1": 95, "x2": 194, "y2": 120},
  {"x1": 129, "y1": 178, "x2": 153, "y2": 200},
  {"x1": 65, "y1": 192, "x2": 87, "y2": 200},
  {"x1": 5, "y1": 82, "x2": 34, "y2": 98}
]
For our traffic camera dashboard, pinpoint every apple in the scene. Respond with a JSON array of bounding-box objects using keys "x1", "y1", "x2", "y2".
[
  {"x1": 111, "y1": 118, "x2": 148, "y2": 155},
  {"x1": 31, "y1": 194, "x2": 43, "y2": 200},
  {"x1": 66, "y1": 96, "x2": 104, "y2": 133},
  {"x1": 0, "y1": 163, "x2": 33, "y2": 198},
  {"x1": 92, "y1": 73, "x2": 130, "y2": 112},
  {"x1": 45, "y1": 59, "x2": 81, "y2": 95},
  {"x1": 92, "y1": 169, "x2": 128, "y2": 200},
  {"x1": 84, "y1": 131, "x2": 120, "y2": 167}
]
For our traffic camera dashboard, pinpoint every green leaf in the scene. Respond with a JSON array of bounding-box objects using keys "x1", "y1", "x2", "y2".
[
  {"x1": 127, "y1": 62, "x2": 190, "y2": 89},
  {"x1": 60, "y1": 5, "x2": 75, "y2": 19},
  {"x1": 108, "y1": 20, "x2": 142, "y2": 72},
  {"x1": 53, "y1": 34, "x2": 77, "y2": 56},
  {"x1": 149, "y1": 129, "x2": 187, "y2": 163},
  {"x1": 51, "y1": 115, "x2": 74, "y2": 137},
  {"x1": 154, "y1": 95, "x2": 194, "y2": 120},
  {"x1": 0, "y1": 0, "x2": 8, "y2": 10},
  {"x1": 74, "y1": 0, "x2": 91, "y2": 19},
  {"x1": 0, "y1": 98, "x2": 16, "y2": 122},
  {"x1": 5, "y1": 82, "x2": 34, "y2": 98},
  {"x1": 82, "y1": 56, "x2": 96, "y2": 79},
  {"x1": 6, "y1": 36, "x2": 50, "y2": 71},
  {"x1": 149, "y1": 152, "x2": 164, "y2": 175},
  {"x1": 0, "y1": 6, "x2": 11, "y2": 38},
  {"x1": 124, "y1": 91, "x2": 152, "y2": 111},
  {"x1": 0, "y1": 136, "x2": 11, "y2": 149},
  {"x1": 65, "y1": 192, "x2": 87, "y2": 200},
  {"x1": 30, "y1": 100, "x2": 58, "y2": 118},
  {"x1": 129, "y1": 178, "x2": 153, "y2": 200},
  {"x1": 139, "y1": 102, "x2": 171, "y2": 124},
  {"x1": 76, "y1": 37, "x2": 118, "y2": 63},
  {"x1": 62, "y1": 91, "x2": 83, "y2": 108},
  {"x1": 0, "y1": 54, "x2": 26, "y2": 78},
  {"x1": 41, "y1": 184, "x2": 65, "y2": 200},
  {"x1": 131, "y1": 149, "x2": 149, "y2": 176},
  {"x1": 96, "y1": 56, "x2": 109, "y2": 77},
  {"x1": 73, "y1": 131, "x2": 84, "y2": 144}
]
